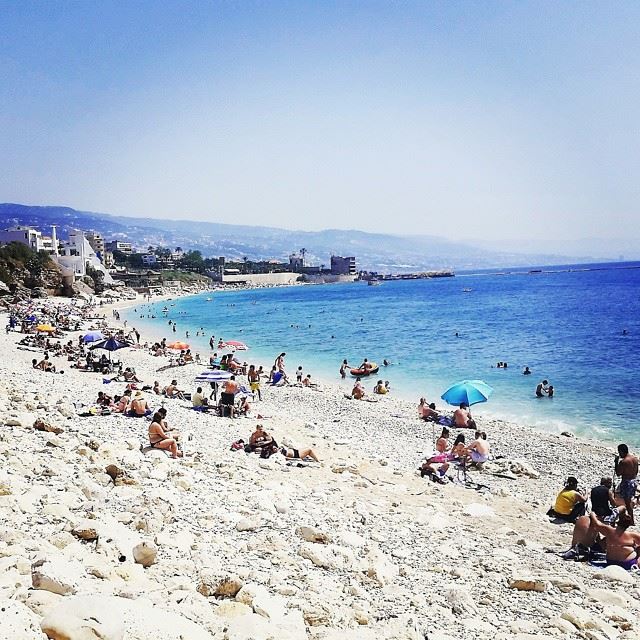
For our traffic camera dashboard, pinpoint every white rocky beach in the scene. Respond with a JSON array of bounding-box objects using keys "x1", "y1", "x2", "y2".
[{"x1": 1, "y1": 294, "x2": 639, "y2": 640}]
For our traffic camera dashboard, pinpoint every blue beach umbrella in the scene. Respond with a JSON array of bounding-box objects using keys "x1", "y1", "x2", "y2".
[
  {"x1": 82, "y1": 330, "x2": 104, "y2": 343},
  {"x1": 441, "y1": 380, "x2": 494, "y2": 407},
  {"x1": 90, "y1": 337, "x2": 131, "y2": 360}
]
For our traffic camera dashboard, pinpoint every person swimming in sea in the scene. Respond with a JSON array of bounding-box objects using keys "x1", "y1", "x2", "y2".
[{"x1": 523, "y1": 366, "x2": 531, "y2": 375}]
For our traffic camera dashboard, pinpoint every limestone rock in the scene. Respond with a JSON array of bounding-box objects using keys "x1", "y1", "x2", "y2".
[
  {"x1": 298, "y1": 543, "x2": 358, "y2": 571},
  {"x1": 463, "y1": 503, "x2": 496, "y2": 518},
  {"x1": 0, "y1": 598, "x2": 45, "y2": 640},
  {"x1": 296, "y1": 526, "x2": 331, "y2": 544},
  {"x1": 509, "y1": 578, "x2": 546, "y2": 592},
  {"x1": 40, "y1": 595, "x2": 216, "y2": 640},
  {"x1": 198, "y1": 569, "x2": 243, "y2": 598},
  {"x1": 364, "y1": 548, "x2": 399, "y2": 587},
  {"x1": 31, "y1": 558, "x2": 84, "y2": 595},
  {"x1": 235, "y1": 517, "x2": 262, "y2": 532},
  {"x1": 133, "y1": 541, "x2": 158, "y2": 568},
  {"x1": 586, "y1": 588, "x2": 628, "y2": 608},
  {"x1": 71, "y1": 522, "x2": 99, "y2": 542},
  {"x1": 594, "y1": 564, "x2": 635, "y2": 584}
]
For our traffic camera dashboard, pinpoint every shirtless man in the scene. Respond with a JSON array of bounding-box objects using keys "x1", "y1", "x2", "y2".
[
  {"x1": 467, "y1": 431, "x2": 490, "y2": 465},
  {"x1": 418, "y1": 398, "x2": 439, "y2": 422},
  {"x1": 129, "y1": 391, "x2": 151, "y2": 417},
  {"x1": 223, "y1": 376, "x2": 239, "y2": 395},
  {"x1": 453, "y1": 403, "x2": 476, "y2": 429},
  {"x1": 248, "y1": 424, "x2": 273, "y2": 453},
  {"x1": 165, "y1": 379, "x2": 186, "y2": 400},
  {"x1": 615, "y1": 444, "x2": 638, "y2": 524}
]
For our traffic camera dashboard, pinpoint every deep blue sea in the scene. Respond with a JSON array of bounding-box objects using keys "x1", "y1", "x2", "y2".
[{"x1": 124, "y1": 262, "x2": 640, "y2": 445}]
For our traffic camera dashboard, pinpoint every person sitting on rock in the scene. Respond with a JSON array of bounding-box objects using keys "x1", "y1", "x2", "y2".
[
  {"x1": 466, "y1": 431, "x2": 490, "y2": 466},
  {"x1": 165, "y1": 379, "x2": 186, "y2": 400},
  {"x1": 420, "y1": 429, "x2": 453, "y2": 483},
  {"x1": 192, "y1": 386, "x2": 209, "y2": 410},
  {"x1": 453, "y1": 403, "x2": 476, "y2": 429},
  {"x1": 418, "y1": 398, "x2": 440, "y2": 422},
  {"x1": 128, "y1": 391, "x2": 152, "y2": 417},
  {"x1": 123, "y1": 367, "x2": 141, "y2": 383},
  {"x1": 547, "y1": 476, "x2": 587, "y2": 522},
  {"x1": 351, "y1": 378, "x2": 365, "y2": 400},
  {"x1": 148, "y1": 411, "x2": 182, "y2": 459},
  {"x1": 279, "y1": 444, "x2": 320, "y2": 462},
  {"x1": 96, "y1": 391, "x2": 114, "y2": 408},
  {"x1": 113, "y1": 389, "x2": 132, "y2": 413},
  {"x1": 562, "y1": 506, "x2": 640, "y2": 567},
  {"x1": 373, "y1": 379, "x2": 388, "y2": 395},
  {"x1": 248, "y1": 424, "x2": 273, "y2": 453}
]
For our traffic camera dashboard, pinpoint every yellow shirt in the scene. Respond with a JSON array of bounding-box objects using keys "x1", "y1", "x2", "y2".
[{"x1": 554, "y1": 489, "x2": 579, "y2": 515}]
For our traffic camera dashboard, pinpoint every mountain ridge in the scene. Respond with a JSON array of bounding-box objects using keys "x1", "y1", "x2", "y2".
[{"x1": 0, "y1": 202, "x2": 594, "y2": 272}]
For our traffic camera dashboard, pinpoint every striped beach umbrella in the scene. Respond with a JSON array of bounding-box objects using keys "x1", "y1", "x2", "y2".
[{"x1": 195, "y1": 370, "x2": 233, "y2": 383}]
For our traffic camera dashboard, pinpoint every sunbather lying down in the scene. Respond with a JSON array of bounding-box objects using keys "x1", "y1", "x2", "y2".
[{"x1": 280, "y1": 446, "x2": 319, "y2": 462}]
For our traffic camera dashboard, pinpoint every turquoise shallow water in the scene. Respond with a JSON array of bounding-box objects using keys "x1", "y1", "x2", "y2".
[{"x1": 124, "y1": 262, "x2": 640, "y2": 445}]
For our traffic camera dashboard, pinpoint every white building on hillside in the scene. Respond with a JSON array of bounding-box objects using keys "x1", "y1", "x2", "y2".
[
  {"x1": 56, "y1": 229, "x2": 115, "y2": 284},
  {"x1": 0, "y1": 226, "x2": 45, "y2": 252}
]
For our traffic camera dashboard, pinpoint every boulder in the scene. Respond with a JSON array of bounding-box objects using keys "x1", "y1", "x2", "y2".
[
  {"x1": 31, "y1": 558, "x2": 84, "y2": 595},
  {"x1": 509, "y1": 578, "x2": 546, "y2": 592},
  {"x1": 40, "y1": 595, "x2": 216, "y2": 640},
  {"x1": 594, "y1": 564, "x2": 635, "y2": 584},
  {"x1": 132, "y1": 542, "x2": 158, "y2": 568},
  {"x1": 0, "y1": 599, "x2": 45, "y2": 640},
  {"x1": 462, "y1": 503, "x2": 496, "y2": 518},
  {"x1": 235, "y1": 517, "x2": 262, "y2": 532},
  {"x1": 198, "y1": 569, "x2": 243, "y2": 598},
  {"x1": 71, "y1": 522, "x2": 99, "y2": 542},
  {"x1": 296, "y1": 526, "x2": 331, "y2": 544}
]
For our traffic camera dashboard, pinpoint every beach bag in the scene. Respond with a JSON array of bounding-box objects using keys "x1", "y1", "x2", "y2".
[{"x1": 230, "y1": 439, "x2": 245, "y2": 451}]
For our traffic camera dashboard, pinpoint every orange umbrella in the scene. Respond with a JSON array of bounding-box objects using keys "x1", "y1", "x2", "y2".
[
  {"x1": 36, "y1": 323, "x2": 56, "y2": 333},
  {"x1": 167, "y1": 341, "x2": 189, "y2": 350}
]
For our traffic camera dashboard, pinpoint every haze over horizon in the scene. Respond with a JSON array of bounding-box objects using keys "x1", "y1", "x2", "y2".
[{"x1": 2, "y1": 2, "x2": 639, "y2": 253}]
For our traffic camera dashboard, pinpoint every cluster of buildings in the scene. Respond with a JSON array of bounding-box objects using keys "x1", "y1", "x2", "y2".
[
  {"x1": 287, "y1": 252, "x2": 357, "y2": 276},
  {"x1": 0, "y1": 225, "x2": 115, "y2": 286},
  {"x1": 0, "y1": 225, "x2": 358, "y2": 289}
]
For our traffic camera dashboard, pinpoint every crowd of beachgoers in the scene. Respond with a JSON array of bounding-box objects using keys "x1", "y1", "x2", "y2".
[{"x1": 1, "y1": 292, "x2": 640, "y2": 639}]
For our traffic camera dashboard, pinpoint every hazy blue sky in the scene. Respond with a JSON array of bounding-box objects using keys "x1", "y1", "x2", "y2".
[{"x1": 1, "y1": 1, "x2": 639, "y2": 246}]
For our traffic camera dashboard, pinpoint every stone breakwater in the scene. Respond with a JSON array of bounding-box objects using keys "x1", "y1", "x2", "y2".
[{"x1": 1, "y1": 306, "x2": 639, "y2": 640}]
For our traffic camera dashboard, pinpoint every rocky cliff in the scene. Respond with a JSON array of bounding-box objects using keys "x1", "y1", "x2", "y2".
[{"x1": 0, "y1": 242, "x2": 65, "y2": 299}]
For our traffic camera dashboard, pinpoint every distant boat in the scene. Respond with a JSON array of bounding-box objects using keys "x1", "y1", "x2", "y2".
[
  {"x1": 206, "y1": 297, "x2": 213, "y2": 301},
  {"x1": 462, "y1": 288, "x2": 472, "y2": 293},
  {"x1": 367, "y1": 279, "x2": 381, "y2": 286}
]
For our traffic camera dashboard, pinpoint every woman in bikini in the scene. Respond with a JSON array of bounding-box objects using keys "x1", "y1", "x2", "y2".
[
  {"x1": 280, "y1": 445, "x2": 320, "y2": 462},
  {"x1": 148, "y1": 411, "x2": 182, "y2": 458}
]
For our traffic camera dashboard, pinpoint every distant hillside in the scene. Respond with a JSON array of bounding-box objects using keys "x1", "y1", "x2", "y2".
[{"x1": 0, "y1": 203, "x2": 583, "y2": 272}]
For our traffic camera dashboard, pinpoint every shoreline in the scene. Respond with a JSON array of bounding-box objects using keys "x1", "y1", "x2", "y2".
[
  {"x1": 119, "y1": 289, "x2": 625, "y2": 452},
  {"x1": 1, "y1": 297, "x2": 639, "y2": 638}
]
